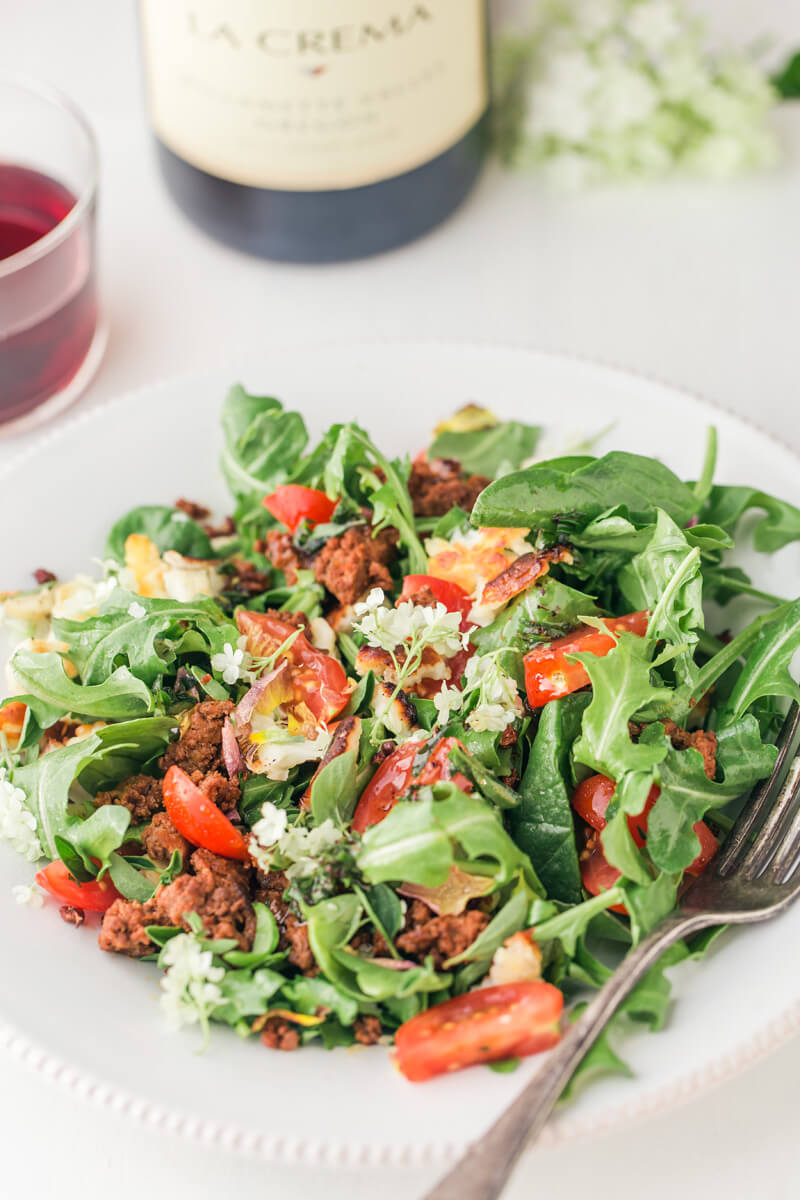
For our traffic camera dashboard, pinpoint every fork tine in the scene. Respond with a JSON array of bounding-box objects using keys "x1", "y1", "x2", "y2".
[
  {"x1": 768, "y1": 771, "x2": 800, "y2": 882},
  {"x1": 715, "y1": 702, "x2": 800, "y2": 877},
  {"x1": 740, "y1": 753, "x2": 800, "y2": 879}
]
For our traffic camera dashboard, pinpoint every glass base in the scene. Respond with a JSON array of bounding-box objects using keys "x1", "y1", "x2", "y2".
[{"x1": 0, "y1": 318, "x2": 109, "y2": 438}]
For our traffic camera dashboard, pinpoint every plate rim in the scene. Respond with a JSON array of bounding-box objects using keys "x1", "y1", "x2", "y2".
[{"x1": 1, "y1": 336, "x2": 798, "y2": 1168}]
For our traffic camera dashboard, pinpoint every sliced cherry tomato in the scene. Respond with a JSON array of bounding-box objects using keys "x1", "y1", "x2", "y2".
[
  {"x1": 399, "y1": 575, "x2": 473, "y2": 621},
  {"x1": 524, "y1": 611, "x2": 649, "y2": 708},
  {"x1": 685, "y1": 820, "x2": 718, "y2": 876},
  {"x1": 236, "y1": 611, "x2": 349, "y2": 725},
  {"x1": 35, "y1": 860, "x2": 121, "y2": 913},
  {"x1": 572, "y1": 774, "x2": 657, "y2": 848},
  {"x1": 163, "y1": 765, "x2": 250, "y2": 861},
  {"x1": 263, "y1": 485, "x2": 336, "y2": 534},
  {"x1": 0, "y1": 700, "x2": 27, "y2": 747},
  {"x1": 580, "y1": 845, "x2": 626, "y2": 913},
  {"x1": 352, "y1": 735, "x2": 471, "y2": 833},
  {"x1": 394, "y1": 981, "x2": 563, "y2": 1082},
  {"x1": 574, "y1": 775, "x2": 717, "y2": 889}
]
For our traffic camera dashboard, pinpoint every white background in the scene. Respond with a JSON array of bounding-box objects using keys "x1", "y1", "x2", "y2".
[{"x1": 1, "y1": 1, "x2": 800, "y2": 1197}]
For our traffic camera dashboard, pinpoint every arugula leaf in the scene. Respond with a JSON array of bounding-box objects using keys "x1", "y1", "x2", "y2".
[
  {"x1": 322, "y1": 424, "x2": 426, "y2": 573},
  {"x1": 220, "y1": 386, "x2": 309, "y2": 501},
  {"x1": 280, "y1": 976, "x2": 358, "y2": 1025},
  {"x1": 223, "y1": 903, "x2": 280, "y2": 968},
  {"x1": 645, "y1": 717, "x2": 777, "y2": 872},
  {"x1": 54, "y1": 590, "x2": 238, "y2": 688},
  {"x1": 472, "y1": 452, "x2": 697, "y2": 531},
  {"x1": 77, "y1": 717, "x2": 176, "y2": 795},
  {"x1": 701, "y1": 565, "x2": 786, "y2": 608},
  {"x1": 356, "y1": 785, "x2": 540, "y2": 891},
  {"x1": 428, "y1": 420, "x2": 541, "y2": 477},
  {"x1": 13, "y1": 717, "x2": 174, "y2": 857},
  {"x1": 723, "y1": 598, "x2": 800, "y2": 722},
  {"x1": 699, "y1": 484, "x2": 800, "y2": 553},
  {"x1": 512, "y1": 692, "x2": 588, "y2": 904},
  {"x1": 618, "y1": 511, "x2": 703, "y2": 690},
  {"x1": 572, "y1": 633, "x2": 671, "y2": 780},
  {"x1": 447, "y1": 743, "x2": 519, "y2": 809},
  {"x1": 9, "y1": 650, "x2": 153, "y2": 721},
  {"x1": 534, "y1": 888, "x2": 627, "y2": 956},
  {"x1": 105, "y1": 505, "x2": 213, "y2": 565}
]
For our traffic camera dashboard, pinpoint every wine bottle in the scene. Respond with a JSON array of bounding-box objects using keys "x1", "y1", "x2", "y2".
[{"x1": 138, "y1": 1, "x2": 489, "y2": 263}]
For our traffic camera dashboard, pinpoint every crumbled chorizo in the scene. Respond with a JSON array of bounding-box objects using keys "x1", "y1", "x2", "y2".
[
  {"x1": 59, "y1": 905, "x2": 85, "y2": 927},
  {"x1": 156, "y1": 874, "x2": 256, "y2": 950},
  {"x1": 313, "y1": 525, "x2": 398, "y2": 606},
  {"x1": 94, "y1": 774, "x2": 163, "y2": 823},
  {"x1": 142, "y1": 812, "x2": 192, "y2": 866},
  {"x1": 175, "y1": 498, "x2": 211, "y2": 521},
  {"x1": 353, "y1": 1015, "x2": 383, "y2": 1046},
  {"x1": 263, "y1": 531, "x2": 309, "y2": 586},
  {"x1": 159, "y1": 700, "x2": 234, "y2": 778},
  {"x1": 260, "y1": 1016, "x2": 300, "y2": 1051},
  {"x1": 252, "y1": 868, "x2": 316, "y2": 973},
  {"x1": 630, "y1": 719, "x2": 717, "y2": 781},
  {"x1": 225, "y1": 558, "x2": 272, "y2": 596},
  {"x1": 98, "y1": 897, "x2": 165, "y2": 957},
  {"x1": 191, "y1": 846, "x2": 252, "y2": 891},
  {"x1": 33, "y1": 568, "x2": 57, "y2": 585},
  {"x1": 408, "y1": 458, "x2": 490, "y2": 518},
  {"x1": 198, "y1": 770, "x2": 241, "y2": 814},
  {"x1": 395, "y1": 900, "x2": 489, "y2": 968}
]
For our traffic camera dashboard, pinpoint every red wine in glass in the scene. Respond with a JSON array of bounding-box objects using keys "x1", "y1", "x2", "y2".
[{"x1": 0, "y1": 164, "x2": 98, "y2": 425}]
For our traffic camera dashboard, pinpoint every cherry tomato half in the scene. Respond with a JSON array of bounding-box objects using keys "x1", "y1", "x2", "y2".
[
  {"x1": 580, "y1": 846, "x2": 626, "y2": 913},
  {"x1": 524, "y1": 611, "x2": 649, "y2": 708},
  {"x1": 352, "y1": 736, "x2": 470, "y2": 833},
  {"x1": 399, "y1": 575, "x2": 473, "y2": 621},
  {"x1": 236, "y1": 611, "x2": 349, "y2": 725},
  {"x1": 263, "y1": 485, "x2": 336, "y2": 534},
  {"x1": 394, "y1": 981, "x2": 563, "y2": 1082},
  {"x1": 163, "y1": 765, "x2": 250, "y2": 861},
  {"x1": 36, "y1": 860, "x2": 121, "y2": 913}
]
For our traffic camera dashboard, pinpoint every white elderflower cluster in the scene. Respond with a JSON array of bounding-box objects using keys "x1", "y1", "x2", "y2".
[
  {"x1": 0, "y1": 772, "x2": 42, "y2": 863},
  {"x1": 432, "y1": 651, "x2": 524, "y2": 734},
  {"x1": 159, "y1": 933, "x2": 225, "y2": 1033},
  {"x1": 504, "y1": 0, "x2": 779, "y2": 185},
  {"x1": 249, "y1": 801, "x2": 343, "y2": 879},
  {"x1": 354, "y1": 588, "x2": 466, "y2": 659}
]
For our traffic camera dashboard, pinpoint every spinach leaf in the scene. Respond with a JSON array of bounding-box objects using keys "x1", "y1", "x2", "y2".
[
  {"x1": 212, "y1": 967, "x2": 286, "y2": 1026},
  {"x1": 309, "y1": 748, "x2": 359, "y2": 825},
  {"x1": 428, "y1": 420, "x2": 541, "y2": 477},
  {"x1": 472, "y1": 452, "x2": 697, "y2": 532},
  {"x1": 223, "y1": 904, "x2": 280, "y2": 967},
  {"x1": 699, "y1": 484, "x2": 800, "y2": 553},
  {"x1": 66, "y1": 805, "x2": 131, "y2": 873},
  {"x1": 9, "y1": 650, "x2": 153, "y2": 720},
  {"x1": 512, "y1": 693, "x2": 588, "y2": 904},
  {"x1": 220, "y1": 385, "x2": 309, "y2": 501},
  {"x1": 644, "y1": 717, "x2": 777, "y2": 872},
  {"x1": 773, "y1": 50, "x2": 800, "y2": 98},
  {"x1": 107, "y1": 851, "x2": 156, "y2": 901},
  {"x1": 105, "y1": 505, "x2": 213, "y2": 565},
  {"x1": 280, "y1": 976, "x2": 358, "y2": 1025}
]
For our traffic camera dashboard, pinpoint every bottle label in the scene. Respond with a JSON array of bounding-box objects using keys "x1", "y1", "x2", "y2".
[{"x1": 139, "y1": 0, "x2": 487, "y2": 192}]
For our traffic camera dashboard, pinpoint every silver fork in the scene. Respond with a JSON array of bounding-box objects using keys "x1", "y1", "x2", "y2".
[{"x1": 424, "y1": 703, "x2": 800, "y2": 1200}]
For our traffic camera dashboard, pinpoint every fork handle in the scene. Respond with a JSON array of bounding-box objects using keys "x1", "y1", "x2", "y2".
[{"x1": 423, "y1": 909, "x2": 711, "y2": 1200}]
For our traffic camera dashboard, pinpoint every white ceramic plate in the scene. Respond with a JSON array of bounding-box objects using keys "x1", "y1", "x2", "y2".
[{"x1": 1, "y1": 341, "x2": 799, "y2": 1169}]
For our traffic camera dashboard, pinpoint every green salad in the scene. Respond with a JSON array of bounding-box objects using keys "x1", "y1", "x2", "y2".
[{"x1": 1, "y1": 387, "x2": 798, "y2": 1086}]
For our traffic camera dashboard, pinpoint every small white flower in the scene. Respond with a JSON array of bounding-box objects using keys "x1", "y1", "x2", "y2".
[
  {"x1": 211, "y1": 642, "x2": 245, "y2": 685},
  {"x1": 627, "y1": 0, "x2": 682, "y2": 55},
  {"x1": 250, "y1": 801, "x2": 289, "y2": 863},
  {"x1": 159, "y1": 933, "x2": 225, "y2": 1031},
  {"x1": 172, "y1": 511, "x2": 190, "y2": 524},
  {"x1": 433, "y1": 685, "x2": 463, "y2": 727},
  {"x1": 12, "y1": 883, "x2": 44, "y2": 908},
  {"x1": 354, "y1": 587, "x2": 385, "y2": 617},
  {"x1": 592, "y1": 64, "x2": 659, "y2": 133},
  {"x1": 571, "y1": 0, "x2": 620, "y2": 39},
  {"x1": 127, "y1": 601, "x2": 147, "y2": 619},
  {"x1": 462, "y1": 652, "x2": 524, "y2": 734},
  {"x1": 0, "y1": 778, "x2": 43, "y2": 863}
]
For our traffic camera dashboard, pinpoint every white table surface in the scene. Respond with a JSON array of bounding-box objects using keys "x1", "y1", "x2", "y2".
[{"x1": 2, "y1": 2, "x2": 800, "y2": 1196}]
